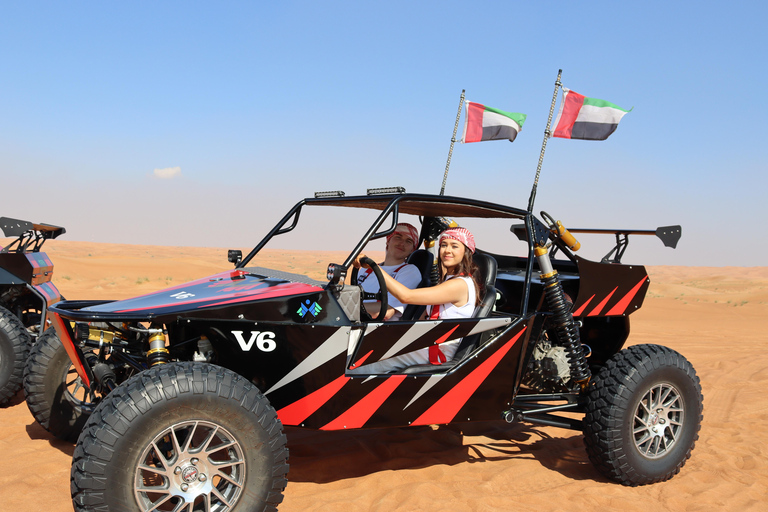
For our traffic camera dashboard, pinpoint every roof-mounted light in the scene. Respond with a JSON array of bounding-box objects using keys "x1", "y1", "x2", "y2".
[
  {"x1": 367, "y1": 187, "x2": 405, "y2": 196},
  {"x1": 314, "y1": 190, "x2": 345, "y2": 198}
]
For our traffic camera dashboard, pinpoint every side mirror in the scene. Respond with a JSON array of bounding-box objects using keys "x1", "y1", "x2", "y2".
[{"x1": 228, "y1": 250, "x2": 242, "y2": 266}]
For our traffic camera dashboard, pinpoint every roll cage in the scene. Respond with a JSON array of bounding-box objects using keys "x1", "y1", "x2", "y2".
[{"x1": 235, "y1": 192, "x2": 549, "y2": 317}]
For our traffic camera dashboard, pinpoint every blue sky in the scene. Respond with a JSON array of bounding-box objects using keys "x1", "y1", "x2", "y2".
[{"x1": 1, "y1": 1, "x2": 765, "y2": 266}]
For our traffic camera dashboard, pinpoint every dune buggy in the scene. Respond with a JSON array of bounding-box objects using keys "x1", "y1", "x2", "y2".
[
  {"x1": 0, "y1": 217, "x2": 65, "y2": 405},
  {"x1": 49, "y1": 189, "x2": 701, "y2": 512}
]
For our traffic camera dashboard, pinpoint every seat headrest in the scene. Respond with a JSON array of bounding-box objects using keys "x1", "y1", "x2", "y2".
[
  {"x1": 407, "y1": 249, "x2": 432, "y2": 276},
  {"x1": 473, "y1": 253, "x2": 497, "y2": 288}
]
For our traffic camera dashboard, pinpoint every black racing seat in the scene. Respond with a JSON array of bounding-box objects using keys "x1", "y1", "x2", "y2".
[
  {"x1": 406, "y1": 249, "x2": 433, "y2": 287},
  {"x1": 401, "y1": 249, "x2": 433, "y2": 321}
]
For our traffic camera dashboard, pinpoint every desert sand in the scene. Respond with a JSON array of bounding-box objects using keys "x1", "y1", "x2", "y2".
[{"x1": 1, "y1": 240, "x2": 766, "y2": 511}]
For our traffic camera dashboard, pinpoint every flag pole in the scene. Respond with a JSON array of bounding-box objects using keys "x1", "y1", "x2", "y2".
[
  {"x1": 440, "y1": 89, "x2": 466, "y2": 196},
  {"x1": 527, "y1": 70, "x2": 562, "y2": 212}
]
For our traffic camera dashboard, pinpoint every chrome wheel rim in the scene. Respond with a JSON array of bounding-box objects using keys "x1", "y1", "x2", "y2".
[
  {"x1": 134, "y1": 420, "x2": 246, "y2": 512},
  {"x1": 633, "y1": 382, "x2": 685, "y2": 459}
]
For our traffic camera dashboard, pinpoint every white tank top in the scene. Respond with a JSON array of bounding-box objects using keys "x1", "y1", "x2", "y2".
[{"x1": 434, "y1": 275, "x2": 476, "y2": 319}]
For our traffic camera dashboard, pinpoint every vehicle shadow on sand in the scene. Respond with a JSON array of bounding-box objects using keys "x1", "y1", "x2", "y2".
[
  {"x1": 285, "y1": 421, "x2": 607, "y2": 484},
  {"x1": 24, "y1": 419, "x2": 77, "y2": 457}
]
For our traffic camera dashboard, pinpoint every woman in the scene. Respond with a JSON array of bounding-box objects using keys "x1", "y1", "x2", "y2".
[{"x1": 352, "y1": 227, "x2": 481, "y2": 372}]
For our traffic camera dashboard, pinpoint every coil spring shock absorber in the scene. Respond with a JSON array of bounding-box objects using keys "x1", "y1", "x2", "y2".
[
  {"x1": 147, "y1": 328, "x2": 170, "y2": 366},
  {"x1": 535, "y1": 219, "x2": 591, "y2": 387}
]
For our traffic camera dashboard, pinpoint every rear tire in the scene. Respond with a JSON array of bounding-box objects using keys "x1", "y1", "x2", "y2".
[
  {"x1": 71, "y1": 362, "x2": 289, "y2": 512},
  {"x1": 24, "y1": 328, "x2": 95, "y2": 441},
  {"x1": 0, "y1": 305, "x2": 31, "y2": 405},
  {"x1": 583, "y1": 344, "x2": 703, "y2": 486}
]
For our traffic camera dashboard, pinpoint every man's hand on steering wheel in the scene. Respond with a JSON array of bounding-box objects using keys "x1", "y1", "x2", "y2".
[{"x1": 354, "y1": 254, "x2": 389, "y2": 322}]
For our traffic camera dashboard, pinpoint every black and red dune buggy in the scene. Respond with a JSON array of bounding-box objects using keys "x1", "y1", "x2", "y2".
[
  {"x1": 48, "y1": 190, "x2": 701, "y2": 512},
  {"x1": 0, "y1": 217, "x2": 65, "y2": 405}
]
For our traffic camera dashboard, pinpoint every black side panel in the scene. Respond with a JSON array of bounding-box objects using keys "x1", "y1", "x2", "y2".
[
  {"x1": 0, "y1": 267, "x2": 24, "y2": 285},
  {"x1": 571, "y1": 256, "x2": 649, "y2": 317},
  {"x1": 0, "y1": 255, "x2": 30, "y2": 283}
]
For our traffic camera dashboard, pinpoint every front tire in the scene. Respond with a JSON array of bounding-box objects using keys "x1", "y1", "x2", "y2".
[
  {"x1": 583, "y1": 344, "x2": 703, "y2": 486},
  {"x1": 71, "y1": 362, "x2": 289, "y2": 512},
  {"x1": 24, "y1": 328, "x2": 96, "y2": 442},
  {"x1": 0, "y1": 305, "x2": 31, "y2": 405}
]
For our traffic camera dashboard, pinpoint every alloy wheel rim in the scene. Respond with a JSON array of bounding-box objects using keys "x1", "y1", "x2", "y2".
[
  {"x1": 63, "y1": 365, "x2": 95, "y2": 410},
  {"x1": 632, "y1": 382, "x2": 685, "y2": 459},
  {"x1": 134, "y1": 420, "x2": 246, "y2": 512}
]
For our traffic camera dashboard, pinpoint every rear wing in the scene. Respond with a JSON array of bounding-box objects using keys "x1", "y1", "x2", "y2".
[
  {"x1": 0, "y1": 217, "x2": 66, "y2": 253},
  {"x1": 567, "y1": 225, "x2": 681, "y2": 263},
  {"x1": 511, "y1": 223, "x2": 681, "y2": 264}
]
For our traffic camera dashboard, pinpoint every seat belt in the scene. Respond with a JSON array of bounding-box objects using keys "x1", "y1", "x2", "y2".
[{"x1": 428, "y1": 304, "x2": 447, "y2": 364}]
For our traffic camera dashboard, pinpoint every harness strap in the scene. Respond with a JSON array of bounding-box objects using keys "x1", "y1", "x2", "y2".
[
  {"x1": 427, "y1": 275, "x2": 466, "y2": 365},
  {"x1": 358, "y1": 263, "x2": 408, "y2": 284}
]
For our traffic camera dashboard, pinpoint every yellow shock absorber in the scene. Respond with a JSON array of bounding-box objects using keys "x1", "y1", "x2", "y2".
[
  {"x1": 555, "y1": 221, "x2": 581, "y2": 252},
  {"x1": 534, "y1": 242, "x2": 591, "y2": 388},
  {"x1": 147, "y1": 331, "x2": 170, "y2": 366}
]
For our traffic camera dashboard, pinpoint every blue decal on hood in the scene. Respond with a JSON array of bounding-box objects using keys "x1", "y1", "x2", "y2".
[{"x1": 297, "y1": 300, "x2": 322, "y2": 318}]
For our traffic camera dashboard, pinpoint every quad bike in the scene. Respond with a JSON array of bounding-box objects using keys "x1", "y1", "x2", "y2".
[
  {"x1": 48, "y1": 189, "x2": 701, "y2": 512},
  {"x1": 0, "y1": 217, "x2": 65, "y2": 406}
]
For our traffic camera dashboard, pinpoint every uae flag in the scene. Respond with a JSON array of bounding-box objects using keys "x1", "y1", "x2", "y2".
[
  {"x1": 461, "y1": 101, "x2": 526, "y2": 143},
  {"x1": 552, "y1": 88, "x2": 630, "y2": 140}
]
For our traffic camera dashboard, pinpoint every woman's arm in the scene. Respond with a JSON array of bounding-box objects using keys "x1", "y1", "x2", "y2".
[{"x1": 356, "y1": 256, "x2": 469, "y2": 308}]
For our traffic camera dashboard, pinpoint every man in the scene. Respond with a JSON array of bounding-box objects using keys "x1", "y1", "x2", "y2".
[{"x1": 357, "y1": 222, "x2": 422, "y2": 321}]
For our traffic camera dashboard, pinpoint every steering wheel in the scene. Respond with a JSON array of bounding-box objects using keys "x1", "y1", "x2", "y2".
[{"x1": 359, "y1": 257, "x2": 388, "y2": 322}]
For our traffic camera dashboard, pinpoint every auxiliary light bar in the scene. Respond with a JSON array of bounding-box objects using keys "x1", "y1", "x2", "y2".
[
  {"x1": 314, "y1": 190, "x2": 345, "y2": 198},
  {"x1": 367, "y1": 187, "x2": 405, "y2": 196}
]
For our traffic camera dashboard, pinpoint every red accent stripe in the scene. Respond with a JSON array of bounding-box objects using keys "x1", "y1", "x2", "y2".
[
  {"x1": 552, "y1": 90, "x2": 585, "y2": 139},
  {"x1": 465, "y1": 102, "x2": 486, "y2": 142},
  {"x1": 26, "y1": 254, "x2": 41, "y2": 269},
  {"x1": 412, "y1": 327, "x2": 527, "y2": 426},
  {"x1": 113, "y1": 282, "x2": 321, "y2": 312},
  {"x1": 49, "y1": 313, "x2": 91, "y2": 388},
  {"x1": 106, "y1": 270, "x2": 257, "y2": 304},
  {"x1": 34, "y1": 282, "x2": 59, "y2": 306},
  {"x1": 198, "y1": 284, "x2": 321, "y2": 308},
  {"x1": 348, "y1": 350, "x2": 374, "y2": 370},
  {"x1": 44, "y1": 282, "x2": 63, "y2": 306},
  {"x1": 321, "y1": 376, "x2": 407, "y2": 430},
  {"x1": 571, "y1": 294, "x2": 594, "y2": 317},
  {"x1": 276, "y1": 350, "x2": 376, "y2": 426},
  {"x1": 434, "y1": 325, "x2": 459, "y2": 345},
  {"x1": 588, "y1": 287, "x2": 617, "y2": 316},
  {"x1": 277, "y1": 375, "x2": 349, "y2": 426},
  {"x1": 605, "y1": 276, "x2": 648, "y2": 316}
]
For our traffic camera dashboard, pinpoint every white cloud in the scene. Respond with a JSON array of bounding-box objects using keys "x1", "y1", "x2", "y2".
[{"x1": 153, "y1": 166, "x2": 182, "y2": 179}]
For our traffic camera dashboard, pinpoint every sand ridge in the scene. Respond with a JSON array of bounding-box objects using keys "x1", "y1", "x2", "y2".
[{"x1": 1, "y1": 241, "x2": 766, "y2": 511}]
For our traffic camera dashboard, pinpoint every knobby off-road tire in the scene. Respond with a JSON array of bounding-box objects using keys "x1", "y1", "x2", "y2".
[
  {"x1": 71, "y1": 362, "x2": 289, "y2": 512},
  {"x1": 583, "y1": 344, "x2": 703, "y2": 486},
  {"x1": 0, "y1": 305, "x2": 32, "y2": 405},
  {"x1": 24, "y1": 328, "x2": 95, "y2": 442}
]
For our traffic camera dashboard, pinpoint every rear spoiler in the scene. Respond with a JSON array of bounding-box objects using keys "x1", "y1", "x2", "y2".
[
  {"x1": 512, "y1": 223, "x2": 681, "y2": 264},
  {"x1": 567, "y1": 225, "x2": 681, "y2": 263},
  {"x1": 0, "y1": 217, "x2": 66, "y2": 253}
]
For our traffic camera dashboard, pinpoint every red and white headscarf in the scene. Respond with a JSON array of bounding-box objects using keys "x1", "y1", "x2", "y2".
[
  {"x1": 438, "y1": 227, "x2": 475, "y2": 253},
  {"x1": 386, "y1": 223, "x2": 419, "y2": 247}
]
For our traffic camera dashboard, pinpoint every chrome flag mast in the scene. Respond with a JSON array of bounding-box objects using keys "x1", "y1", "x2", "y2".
[
  {"x1": 527, "y1": 69, "x2": 562, "y2": 212},
  {"x1": 440, "y1": 89, "x2": 465, "y2": 196}
]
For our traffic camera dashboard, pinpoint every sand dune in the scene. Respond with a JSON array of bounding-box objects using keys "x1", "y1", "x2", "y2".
[{"x1": 1, "y1": 241, "x2": 766, "y2": 511}]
